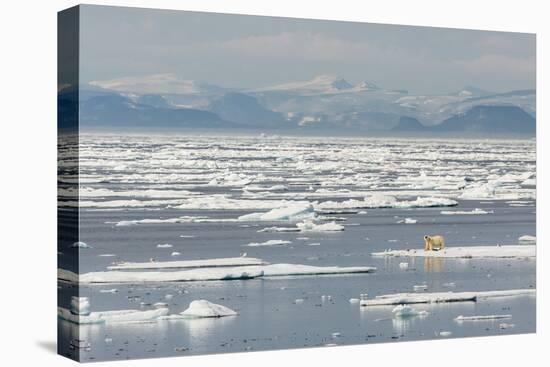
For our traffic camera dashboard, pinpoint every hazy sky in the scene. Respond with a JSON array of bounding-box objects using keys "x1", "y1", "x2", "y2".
[{"x1": 79, "y1": 5, "x2": 535, "y2": 95}]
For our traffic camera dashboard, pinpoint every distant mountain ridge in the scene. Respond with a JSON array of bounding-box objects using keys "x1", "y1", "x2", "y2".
[{"x1": 69, "y1": 75, "x2": 535, "y2": 135}]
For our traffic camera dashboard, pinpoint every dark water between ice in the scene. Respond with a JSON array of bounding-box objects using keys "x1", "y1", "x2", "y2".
[{"x1": 58, "y1": 199, "x2": 536, "y2": 362}]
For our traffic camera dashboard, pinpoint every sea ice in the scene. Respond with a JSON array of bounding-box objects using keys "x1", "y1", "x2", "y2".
[
  {"x1": 296, "y1": 220, "x2": 344, "y2": 232},
  {"x1": 398, "y1": 218, "x2": 417, "y2": 224},
  {"x1": 372, "y1": 245, "x2": 535, "y2": 259},
  {"x1": 58, "y1": 307, "x2": 169, "y2": 324},
  {"x1": 61, "y1": 263, "x2": 376, "y2": 284},
  {"x1": 156, "y1": 244, "x2": 173, "y2": 248},
  {"x1": 70, "y1": 241, "x2": 91, "y2": 249},
  {"x1": 518, "y1": 235, "x2": 536, "y2": 243},
  {"x1": 180, "y1": 300, "x2": 237, "y2": 318},
  {"x1": 398, "y1": 262, "x2": 409, "y2": 270},
  {"x1": 392, "y1": 305, "x2": 428, "y2": 318},
  {"x1": 244, "y1": 239, "x2": 291, "y2": 247},
  {"x1": 107, "y1": 257, "x2": 267, "y2": 270},
  {"x1": 360, "y1": 289, "x2": 535, "y2": 306},
  {"x1": 238, "y1": 202, "x2": 315, "y2": 221},
  {"x1": 440, "y1": 208, "x2": 492, "y2": 215},
  {"x1": 454, "y1": 314, "x2": 512, "y2": 322}
]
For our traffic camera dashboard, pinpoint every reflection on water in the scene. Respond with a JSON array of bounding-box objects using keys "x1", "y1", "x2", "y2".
[{"x1": 424, "y1": 257, "x2": 445, "y2": 273}]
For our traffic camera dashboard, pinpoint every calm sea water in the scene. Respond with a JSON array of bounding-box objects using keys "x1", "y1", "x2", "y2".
[{"x1": 58, "y1": 135, "x2": 536, "y2": 361}]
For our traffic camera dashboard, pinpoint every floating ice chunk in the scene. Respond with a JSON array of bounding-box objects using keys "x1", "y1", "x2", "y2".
[
  {"x1": 98, "y1": 254, "x2": 116, "y2": 257},
  {"x1": 459, "y1": 182, "x2": 498, "y2": 200},
  {"x1": 360, "y1": 289, "x2": 535, "y2": 306},
  {"x1": 316, "y1": 194, "x2": 457, "y2": 210},
  {"x1": 398, "y1": 262, "x2": 409, "y2": 270},
  {"x1": 439, "y1": 331, "x2": 452, "y2": 337},
  {"x1": 518, "y1": 235, "x2": 536, "y2": 243},
  {"x1": 454, "y1": 314, "x2": 512, "y2": 322},
  {"x1": 107, "y1": 257, "x2": 268, "y2": 270},
  {"x1": 294, "y1": 298, "x2": 304, "y2": 304},
  {"x1": 349, "y1": 298, "x2": 360, "y2": 304},
  {"x1": 440, "y1": 208, "x2": 493, "y2": 215},
  {"x1": 307, "y1": 243, "x2": 321, "y2": 246},
  {"x1": 443, "y1": 282, "x2": 456, "y2": 288},
  {"x1": 238, "y1": 203, "x2": 315, "y2": 221},
  {"x1": 499, "y1": 323, "x2": 515, "y2": 329},
  {"x1": 392, "y1": 305, "x2": 428, "y2": 318},
  {"x1": 258, "y1": 226, "x2": 301, "y2": 233},
  {"x1": 331, "y1": 332, "x2": 341, "y2": 338},
  {"x1": 70, "y1": 297, "x2": 90, "y2": 316},
  {"x1": 398, "y1": 218, "x2": 417, "y2": 224},
  {"x1": 413, "y1": 285, "x2": 428, "y2": 292},
  {"x1": 65, "y1": 263, "x2": 376, "y2": 284},
  {"x1": 244, "y1": 239, "x2": 291, "y2": 247},
  {"x1": 296, "y1": 220, "x2": 344, "y2": 232},
  {"x1": 372, "y1": 245, "x2": 535, "y2": 259},
  {"x1": 58, "y1": 307, "x2": 169, "y2": 324},
  {"x1": 99, "y1": 288, "x2": 118, "y2": 294},
  {"x1": 154, "y1": 302, "x2": 169, "y2": 309},
  {"x1": 180, "y1": 300, "x2": 237, "y2": 318},
  {"x1": 70, "y1": 241, "x2": 91, "y2": 249},
  {"x1": 157, "y1": 244, "x2": 173, "y2": 248},
  {"x1": 171, "y1": 252, "x2": 181, "y2": 257}
]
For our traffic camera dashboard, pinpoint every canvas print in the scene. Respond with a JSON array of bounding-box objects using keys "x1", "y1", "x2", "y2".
[{"x1": 57, "y1": 5, "x2": 536, "y2": 362}]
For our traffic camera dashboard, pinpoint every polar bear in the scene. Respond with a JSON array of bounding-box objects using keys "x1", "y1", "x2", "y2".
[{"x1": 424, "y1": 235, "x2": 445, "y2": 251}]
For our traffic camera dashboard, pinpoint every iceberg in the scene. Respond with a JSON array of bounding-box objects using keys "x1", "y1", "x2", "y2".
[
  {"x1": 371, "y1": 245, "x2": 535, "y2": 259},
  {"x1": 180, "y1": 300, "x2": 237, "y2": 318},
  {"x1": 107, "y1": 257, "x2": 267, "y2": 270},
  {"x1": 360, "y1": 289, "x2": 535, "y2": 306}
]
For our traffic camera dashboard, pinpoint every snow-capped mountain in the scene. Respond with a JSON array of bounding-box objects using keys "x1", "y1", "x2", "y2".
[{"x1": 74, "y1": 74, "x2": 535, "y2": 135}]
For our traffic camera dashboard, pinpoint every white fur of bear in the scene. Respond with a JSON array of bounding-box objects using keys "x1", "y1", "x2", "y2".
[{"x1": 424, "y1": 235, "x2": 445, "y2": 251}]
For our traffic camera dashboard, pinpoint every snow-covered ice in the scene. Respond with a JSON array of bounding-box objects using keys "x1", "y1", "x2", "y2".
[
  {"x1": 58, "y1": 307, "x2": 169, "y2": 324},
  {"x1": 60, "y1": 262, "x2": 376, "y2": 284},
  {"x1": 392, "y1": 305, "x2": 428, "y2": 318},
  {"x1": 372, "y1": 245, "x2": 535, "y2": 259},
  {"x1": 180, "y1": 300, "x2": 237, "y2": 318},
  {"x1": 238, "y1": 203, "x2": 315, "y2": 221},
  {"x1": 107, "y1": 257, "x2": 267, "y2": 270},
  {"x1": 518, "y1": 235, "x2": 536, "y2": 243},
  {"x1": 454, "y1": 314, "x2": 512, "y2": 322},
  {"x1": 440, "y1": 208, "x2": 492, "y2": 215},
  {"x1": 244, "y1": 239, "x2": 292, "y2": 247},
  {"x1": 360, "y1": 289, "x2": 535, "y2": 306}
]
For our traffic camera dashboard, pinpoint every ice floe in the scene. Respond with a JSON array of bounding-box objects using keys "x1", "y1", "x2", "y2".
[
  {"x1": 244, "y1": 239, "x2": 291, "y2": 247},
  {"x1": 315, "y1": 194, "x2": 457, "y2": 210},
  {"x1": 107, "y1": 257, "x2": 267, "y2": 270},
  {"x1": 360, "y1": 289, "x2": 535, "y2": 306},
  {"x1": 397, "y1": 218, "x2": 417, "y2": 224},
  {"x1": 440, "y1": 208, "x2": 492, "y2": 215},
  {"x1": 59, "y1": 263, "x2": 376, "y2": 284},
  {"x1": 238, "y1": 203, "x2": 315, "y2": 221},
  {"x1": 70, "y1": 241, "x2": 91, "y2": 249},
  {"x1": 454, "y1": 314, "x2": 512, "y2": 322},
  {"x1": 372, "y1": 245, "x2": 535, "y2": 259},
  {"x1": 58, "y1": 307, "x2": 169, "y2": 324},
  {"x1": 180, "y1": 300, "x2": 237, "y2": 318},
  {"x1": 296, "y1": 220, "x2": 344, "y2": 232},
  {"x1": 392, "y1": 305, "x2": 428, "y2": 318},
  {"x1": 518, "y1": 235, "x2": 536, "y2": 243}
]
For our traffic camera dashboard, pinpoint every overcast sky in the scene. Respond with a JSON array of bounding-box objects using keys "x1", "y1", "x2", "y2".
[{"x1": 79, "y1": 5, "x2": 535, "y2": 95}]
